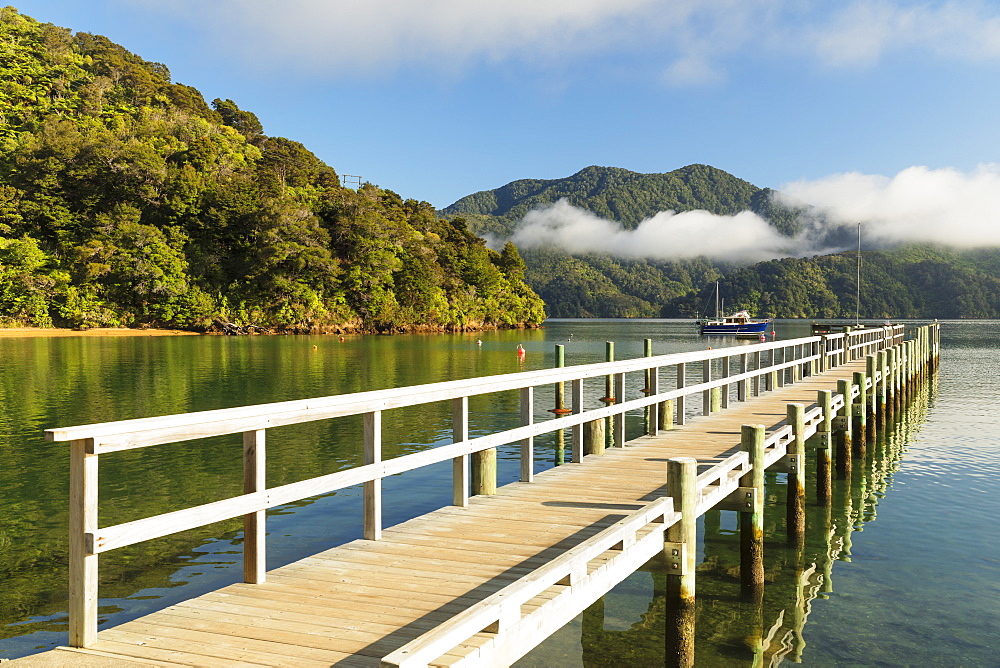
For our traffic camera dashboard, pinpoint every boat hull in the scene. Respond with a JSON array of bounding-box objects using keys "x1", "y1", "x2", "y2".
[{"x1": 700, "y1": 321, "x2": 771, "y2": 336}]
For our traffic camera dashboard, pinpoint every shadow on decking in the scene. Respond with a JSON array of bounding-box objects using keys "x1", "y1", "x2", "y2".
[{"x1": 332, "y1": 518, "x2": 630, "y2": 666}]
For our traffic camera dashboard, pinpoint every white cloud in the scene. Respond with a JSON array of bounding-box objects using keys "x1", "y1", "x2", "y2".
[
  {"x1": 779, "y1": 164, "x2": 1000, "y2": 248},
  {"x1": 510, "y1": 199, "x2": 793, "y2": 263},
  {"x1": 122, "y1": 0, "x2": 1000, "y2": 83},
  {"x1": 509, "y1": 165, "x2": 1000, "y2": 263}
]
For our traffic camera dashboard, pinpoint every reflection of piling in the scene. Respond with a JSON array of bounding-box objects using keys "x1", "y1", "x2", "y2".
[
  {"x1": 666, "y1": 457, "x2": 697, "y2": 667},
  {"x1": 740, "y1": 424, "x2": 765, "y2": 602}
]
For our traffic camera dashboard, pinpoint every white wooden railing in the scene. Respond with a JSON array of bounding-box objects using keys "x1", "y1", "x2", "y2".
[{"x1": 48, "y1": 324, "x2": 909, "y2": 648}]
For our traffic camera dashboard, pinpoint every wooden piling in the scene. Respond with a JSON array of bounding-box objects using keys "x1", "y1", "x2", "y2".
[
  {"x1": 835, "y1": 379, "x2": 853, "y2": 480},
  {"x1": 666, "y1": 457, "x2": 698, "y2": 668},
  {"x1": 816, "y1": 390, "x2": 833, "y2": 505},
  {"x1": 876, "y1": 349, "x2": 888, "y2": 430},
  {"x1": 866, "y1": 355, "x2": 878, "y2": 442},
  {"x1": 584, "y1": 418, "x2": 605, "y2": 456},
  {"x1": 471, "y1": 448, "x2": 496, "y2": 496},
  {"x1": 740, "y1": 424, "x2": 765, "y2": 602},
  {"x1": 852, "y1": 371, "x2": 867, "y2": 459},
  {"x1": 786, "y1": 404, "x2": 806, "y2": 546}
]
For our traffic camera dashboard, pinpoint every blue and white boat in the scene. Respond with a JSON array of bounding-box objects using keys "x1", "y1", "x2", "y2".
[
  {"x1": 699, "y1": 310, "x2": 772, "y2": 336},
  {"x1": 697, "y1": 281, "x2": 772, "y2": 337}
]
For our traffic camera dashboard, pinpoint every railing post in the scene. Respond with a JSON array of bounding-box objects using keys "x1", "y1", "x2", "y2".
[
  {"x1": 363, "y1": 412, "x2": 382, "y2": 540},
  {"x1": 786, "y1": 404, "x2": 805, "y2": 546},
  {"x1": 819, "y1": 336, "x2": 828, "y2": 373},
  {"x1": 520, "y1": 387, "x2": 534, "y2": 482},
  {"x1": 452, "y1": 397, "x2": 469, "y2": 506},
  {"x1": 666, "y1": 457, "x2": 698, "y2": 667},
  {"x1": 740, "y1": 424, "x2": 765, "y2": 601},
  {"x1": 69, "y1": 438, "x2": 98, "y2": 648},
  {"x1": 603, "y1": 341, "x2": 615, "y2": 448},
  {"x1": 835, "y1": 379, "x2": 853, "y2": 479},
  {"x1": 721, "y1": 355, "x2": 730, "y2": 409},
  {"x1": 816, "y1": 390, "x2": 833, "y2": 504},
  {"x1": 572, "y1": 379, "x2": 584, "y2": 462},
  {"x1": 613, "y1": 372, "x2": 626, "y2": 448},
  {"x1": 751, "y1": 351, "x2": 761, "y2": 397},
  {"x1": 702, "y1": 359, "x2": 712, "y2": 416},
  {"x1": 644, "y1": 339, "x2": 654, "y2": 434},
  {"x1": 243, "y1": 429, "x2": 266, "y2": 581},
  {"x1": 738, "y1": 353, "x2": 749, "y2": 401},
  {"x1": 676, "y1": 363, "x2": 686, "y2": 426}
]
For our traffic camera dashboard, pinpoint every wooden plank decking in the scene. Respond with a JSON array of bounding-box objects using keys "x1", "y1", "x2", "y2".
[{"x1": 28, "y1": 359, "x2": 876, "y2": 667}]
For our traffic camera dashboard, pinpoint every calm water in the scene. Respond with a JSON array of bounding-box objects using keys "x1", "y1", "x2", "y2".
[{"x1": 0, "y1": 320, "x2": 997, "y2": 665}]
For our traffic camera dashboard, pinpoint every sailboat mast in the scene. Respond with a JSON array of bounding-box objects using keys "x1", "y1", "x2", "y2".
[
  {"x1": 715, "y1": 281, "x2": 720, "y2": 319},
  {"x1": 855, "y1": 223, "x2": 861, "y2": 325}
]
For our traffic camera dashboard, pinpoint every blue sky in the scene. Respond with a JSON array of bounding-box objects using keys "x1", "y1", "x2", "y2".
[{"x1": 10, "y1": 0, "x2": 1000, "y2": 227}]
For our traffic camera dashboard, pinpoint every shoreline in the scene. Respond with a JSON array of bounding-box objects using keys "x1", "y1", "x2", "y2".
[{"x1": 0, "y1": 328, "x2": 201, "y2": 338}]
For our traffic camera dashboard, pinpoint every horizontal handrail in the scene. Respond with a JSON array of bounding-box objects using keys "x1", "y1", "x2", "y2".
[
  {"x1": 380, "y1": 496, "x2": 679, "y2": 667},
  {"x1": 47, "y1": 336, "x2": 824, "y2": 450}
]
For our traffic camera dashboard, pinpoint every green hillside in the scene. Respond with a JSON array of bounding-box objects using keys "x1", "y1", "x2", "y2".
[
  {"x1": 665, "y1": 245, "x2": 1000, "y2": 319},
  {"x1": 0, "y1": 8, "x2": 544, "y2": 332},
  {"x1": 444, "y1": 166, "x2": 1000, "y2": 319}
]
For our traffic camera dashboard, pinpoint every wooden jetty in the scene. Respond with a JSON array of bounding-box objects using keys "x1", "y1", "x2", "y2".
[{"x1": 25, "y1": 323, "x2": 939, "y2": 667}]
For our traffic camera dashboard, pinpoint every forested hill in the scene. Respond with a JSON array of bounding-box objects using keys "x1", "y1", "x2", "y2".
[
  {"x1": 444, "y1": 166, "x2": 1000, "y2": 319},
  {"x1": 0, "y1": 8, "x2": 545, "y2": 332},
  {"x1": 441, "y1": 164, "x2": 800, "y2": 237}
]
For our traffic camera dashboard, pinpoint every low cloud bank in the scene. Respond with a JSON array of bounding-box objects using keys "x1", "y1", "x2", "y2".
[
  {"x1": 510, "y1": 200, "x2": 794, "y2": 262},
  {"x1": 778, "y1": 164, "x2": 1000, "y2": 249},
  {"x1": 508, "y1": 165, "x2": 1000, "y2": 262}
]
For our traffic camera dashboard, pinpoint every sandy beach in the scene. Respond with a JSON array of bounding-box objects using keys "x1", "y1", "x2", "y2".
[{"x1": 0, "y1": 328, "x2": 201, "y2": 338}]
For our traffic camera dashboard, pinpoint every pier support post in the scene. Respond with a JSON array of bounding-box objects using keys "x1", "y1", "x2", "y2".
[
  {"x1": 887, "y1": 347, "x2": 898, "y2": 422},
  {"x1": 68, "y1": 438, "x2": 98, "y2": 648},
  {"x1": 835, "y1": 379, "x2": 853, "y2": 480},
  {"x1": 740, "y1": 424, "x2": 765, "y2": 602},
  {"x1": 852, "y1": 371, "x2": 867, "y2": 459},
  {"x1": 866, "y1": 355, "x2": 878, "y2": 442},
  {"x1": 816, "y1": 390, "x2": 833, "y2": 505},
  {"x1": 471, "y1": 448, "x2": 497, "y2": 496},
  {"x1": 666, "y1": 457, "x2": 698, "y2": 668},
  {"x1": 659, "y1": 399, "x2": 674, "y2": 432},
  {"x1": 786, "y1": 404, "x2": 806, "y2": 546},
  {"x1": 876, "y1": 350, "x2": 887, "y2": 431},
  {"x1": 244, "y1": 429, "x2": 267, "y2": 582},
  {"x1": 584, "y1": 418, "x2": 605, "y2": 456}
]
